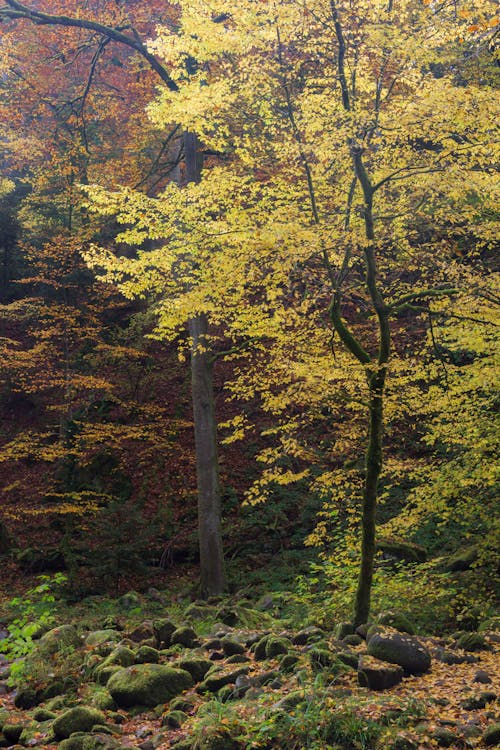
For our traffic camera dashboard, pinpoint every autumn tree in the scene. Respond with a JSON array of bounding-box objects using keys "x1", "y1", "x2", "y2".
[{"x1": 86, "y1": 0, "x2": 498, "y2": 622}]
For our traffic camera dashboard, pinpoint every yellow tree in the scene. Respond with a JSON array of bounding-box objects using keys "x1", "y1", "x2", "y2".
[{"x1": 86, "y1": 0, "x2": 498, "y2": 622}]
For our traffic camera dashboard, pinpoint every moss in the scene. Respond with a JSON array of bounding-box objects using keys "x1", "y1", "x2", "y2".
[
  {"x1": 107, "y1": 664, "x2": 193, "y2": 708},
  {"x1": 53, "y1": 707, "x2": 106, "y2": 739}
]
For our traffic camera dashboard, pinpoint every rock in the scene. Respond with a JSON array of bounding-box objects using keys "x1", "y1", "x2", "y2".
[
  {"x1": 367, "y1": 631, "x2": 431, "y2": 674},
  {"x1": 192, "y1": 726, "x2": 240, "y2": 749},
  {"x1": 272, "y1": 690, "x2": 306, "y2": 711},
  {"x1": 226, "y1": 654, "x2": 250, "y2": 664},
  {"x1": 14, "y1": 687, "x2": 38, "y2": 709},
  {"x1": 162, "y1": 710, "x2": 188, "y2": 728},
  {"x1": 483, "y1": 723, "x2": 500, "y2": 747},
  {"x1": 32, "y1": 708, "x2": 56, "y2": 721},
  {"x1": 197, "y1": 666, "x2": 249, "y2": 693},
  {"x1": 176, "y1": 658, "x2": 213, "y2": 682},
  {"x1": 2, "y1": 724, "x2": 24, "y2": 743},
  {"x1": 435, "y1": 649, "x2": 472, "y2": 665},
  {"x1": 455, "y1": 632, "x2": 488, "y2": 652},
  {"x1": 169, "y1": 697, "x2": 194, "y2": 713},
  {"x1": 86, "y1": 630, "x2": 121, "y2": 647},
  {"x1": 335, "y1": 622, "x2": 355, "y2": 640},
  {"x1": 147, "y1": 588, "x2": 168, "y2": 606},
  {"x1": 461, "y1": 692, "x2": 496, "y2": 710},
  {"x1": 337, "y1": 651, "x2": 359, "y2": 670},
  {"x1": 152, "y1": 619, "x2": 176, "y2": 647},
  {"x1": 376, "y1": 611, "x2": 415, "y2": 635},
  {"x1": 291, "y1": 627, "x2": 324, "y2": 646},
  {"x1": 107, "y1": 664, "x2": 193, "y2": 708},
  {"x1": 53, "y1": 707, "x2": 106, "y2": 739},
  {"x1": 214, "y1": 607, "x2": 239, "y2": 627},
  {"x1": 430, "y1": 727, "x2": 458, "y2": 747},
  {"x1": 117, "y1": 591, "x2": 140, "y2": 610},
  {"x1": 265, "y1": 636, "x2": 291, "y2": 658},
  {"x1": 253, "y1": 635, "x2": 272, "y2": 660},
  {"x1": 308, "y1": 647, "x2": 338, "y2": 671},
  {"x1": 473, "y1": 670, "x2": 492, "y2": 684},
  {"x1": 126, "y1": 622, "x2": 155, "y2": 644},
  {"x1": 220, "y1": 638, "x2": 246, "y2": 656},
  {"x1": 377, "y1": 537, "x2": 427, "y2": 563},
  {"x1": 38, "y1": 624, "x2": 81, "y2": 655},
  {"x1": 446, "y1": 546, "x2": 478, "y2": 572},
  {"x1": 279, "y1": 654, "x2": 299, "y2": 673},
  {"x1": 184, "y1": 603, "x2": 218, "y2": 621},
  {"x1": 358, "y1": 654, "x2": 404, "y2": 690},
  {"x1": 92, "y1": 691, "x2": 117, "y2": 711},
  {"x1": 342, "y1": 634, "x2": 363, "y2": 646},
  {"x1": 135, "y1": 646, "x2": 160, "y2": 664},
  {"x1": 170, "y1": 626, "x2": 198, "y2": 648},
  {"x1": 478, "y1": 616, "x2": 500, "y2": 633}
]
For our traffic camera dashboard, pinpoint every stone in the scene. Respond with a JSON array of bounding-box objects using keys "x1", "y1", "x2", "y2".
[
  {"x1": 265, "y1": 636, "x2": 291, "y2": 658},
  {"x1": 14, "y1": 687, "x2": 38, "y2": 709},
  {"x1": 176, "y1": 658, "x2": 213, "y2": 682},
  {"x1": 279, "y1": 654, "x2": 299, "y2": 673},
  {"x1": 32, "y1": 709, "x2": 56, "y2": 721},
  {"x1": 197, "y1": 667, "x2": 249, "y2": 693},
  {"x1": 455, "y1": 632, "x2": 488, "y2": 652},
  {"x1": 152, "y1": 619, "x2": 176, "y2": 647},
  {"x1": 126, "y1": 622, "x2": 155, "y2": 644},
  {"x1": 377, "y1": 537, "x2": 427, "y2": 563},
  {"x1": 2, "y1": 724, "x2": 24, "y2": 743},
  {"x1": 117, "y1": 591, "x2": 140, "y2": 610},
  {"x1": 162, "y1": 710, "x2": 188, "y2": 728},
  {"x1": 430, "y1": 727, "x2": 458, "y2": 747},
  {"x1": 483, "y1": 723, "x2": 500, "y2": 747},
  {"x1": 192, "y1": 726, "x2": 240, "y2": 750},
  {"x1": 38, "y1": 624, "x2": 81, "y2": 655},
  {"x1": 135, "y1": 646, "x2": 160, "y2": 664},
  {"x1": 342, "y1": 634, "x2": 363, "y2": 646},
  {"x1": 446, "y1": 546, "x2": 478, "y2": 572},
  {"x1": 473, "y1": 669, "x2": 492, "y2": 684},
  {"x1": 220, "y1": 638, "x2": 246, "y2": 656},
  {"x1": 358, "y1": 655, "x2": 404, "y2": 691},
  {"x1": 376, "y1": 610, "x2": 415, "y2": 635},
  {"x1": 53, "y1": 707, "x2": 106, "y2": 739},
  {"x1": 337, "y1": 651, "x2": 359, "y2": 670},
  {"x1": 335, "y1": 622, "x2": 355, "y2": 639},
  {"x1": 107, "y1": 664, "x2": 193, "y2": 708},
  {"x1": 170, "y1": 626, "x2": 198, "y2": 648},
  {"x1": 85, "y1": 631, "x2": 121, "y2": 647},
  {"x1": 92, "y1": 691, "x2": 117, "y2": 711},
  {"x1": 308, "y1": 647, "x2": 337, "y2": 671},
  {"x1": 253, "y1": 635, "x2": 272, "y2": 660},
  {"x1": 367, "y1": 631, "x2": 431, "y2": 674},
  {"x1": 291, "y1": 627, "x2": 324, "y2": 645}
]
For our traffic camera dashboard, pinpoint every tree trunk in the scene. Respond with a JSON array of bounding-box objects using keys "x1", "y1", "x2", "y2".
[
  {"x1": 189, "y1": 313, "x2": 226, "y2": 597},
  {"x1": 184, "y1": 131, "x2": 226, "y2": 597},
  {"x1": 353, "y1": 368, "x2": 385, "y2": 626}
]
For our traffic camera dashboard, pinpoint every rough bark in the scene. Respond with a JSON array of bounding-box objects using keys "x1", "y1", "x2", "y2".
[{"x1": 189, "y1": 314, "x2": 226, "y2": 597}]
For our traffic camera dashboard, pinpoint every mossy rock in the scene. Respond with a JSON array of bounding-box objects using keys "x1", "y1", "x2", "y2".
[
  {"x1": 92, "y1": 690, "x2": 117, "y2": 711},
  {"x1": 19, "y1": 720, "x2": 50, "y2": 745},
  {"x1": 483, "y1": 723, "x2": 500, "y2": 747},
  {"x1": 152, "y1": 619, "x2": 177, "y2": 647},
  {"x1": 59, "y1": 736, "x2": 87, "y2": 750},
  {"x1": 14, "y1": 687, "x2": 38, "y2": 709},
  {"x1": 430, "y1": 727, "x2": 458, "y2": 747},
  {"x1": 2, "y1": 724, "x2": 24, "y2": 743},
  {"x1": 85, "y1": 631, "x2": 121, "y2": 647},
  {"x1": 38, "y1": 624, "x2": 81, "y2": 655},
  {"x1": 367, "y1": 632, "x2": 431, "y2": 674},
  {"x1": 162, "y1": 709, "x2": 188, "y2": 729},
  {"x1": 455, "y1": 632, "x2": 488, "y2": 652},
  {"x1": 342, "y1": 634, "x2": 363, "y2": 646},
  {"x1": 0, "y1": 710, "x2": 8, "y2": 731},
  {"x1": 197, "y1": 667, "x2": 249, "y2": 694},
  {"x1": 291, "y1": 627, "x2": 324, "y2": 645},
  {"x1": 377, "y1": 537, "x2": 427, "y2": 563},
  {"x1": 335, "y1": 622, "x2": 355, "y2": 640},
  {"x1": 478, "y1": 616, "x2": 500, "y2": 633},
  {"x1": 220, "y1": 638, "x2": 246, "y2": 656},
  {"x1": 445, "y1": 546, "x2": 478, "y2": 572},
  {"x1": 171, "y1": 626, "x2": 198, "y2": 648},
  {"x1": 279, "y1": 654, "x2": 299, "y2": 673},
  {"x1": 337, "y1": 651, "x2": 359, "y2": 670},
  {"x1": 192, "y1": 726, "x2": 240, "y2": 750},
  {"x1": 95, "y1": 666, "x2": 122, "y2": 686},
  {"x1": 265, "y1": 636, "x2": 291, "y2": 659},
  {"x1": 117, "y1": 591, "x2": 140, "y2": 610},
  {"x1": 376, "y1": 611, "x2": 415, "y2": 635},
  {"x1": 169, "y1": 697, "x2": 194, "y2": 712},
  {"x1": 358, "y1": 655, "x2": 404, "y2": 691},
  {"x1": 185, "y1": 603, "x2": 218, "y2": 621},
  {"x1": 176, "y1": 658, "x2": 213, "y2": 682},
  {"x1": 253, "y1": 634, "x2": 272, "y2": 660},
  {"x1": 53, "y1": 707, "x2": 106, "y2": 739},
  {"x1": 82, "y1": 734, "x2": 121, "y2": 750},
  {"x1": 94, "y1": 646, "x2": 136, "y2": 680},
  {"x1": 308, "y1": 647, "x2": 337, "y2": 671},
  {"x1": 107, "y1": 664, "x2": 193, "y2": 708},
  {"x1": 135, "y1": 646, "x2": 160, "y2": 664},
  {"x1": 32, "y1": 708, "x2": 56, "y2": 721}
]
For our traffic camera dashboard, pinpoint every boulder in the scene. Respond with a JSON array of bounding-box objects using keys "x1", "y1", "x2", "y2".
[
  {"x1": 53, "y1": 707, "x2": 106, "y2": 739},
  {"x1": 14, "y1": 687, "x2": 38, "y2": 709},
  {"x1": 445, "y1": 546, "x2": 478, "y2": 572},
  {"x1": 85, "y1": 631, "x2": 121, "y2": 647},
  {"x1": 197, "y1": 666, "x2": 249, "y2": 693},
  {"x1": 358, "y1": 655, "x2": 404, "y2": 691},
  {"x1": 367, "y1": 631, "x2": 431, "y2": 674},
  {"x1": 152, "y1": 619, "x2": 176, "y2": 647},
  {"x1": 377, "y1": 537, "x2": 427, "y2": 563},
  {"x1": 38, "y1": 624, "x2": 81, "y2": 655},
  {"x1": 192, "y1": 726, "x2": 240, "y2": 750},
  {"x1": 135, "y1": 646, "x2": 160, "y2": 664},
  {"x1": 455, "y1": 632, "x2": 488, "y2": 652},
  {"x1": 376, "y1": 611, "x2": 415, "y2": 635},
  {"x1": 175, "y1": 658, "x2": 213, "y2": 682},
  {"x1": 221, "y1": 638, "x2": 246, "y2": 656},
  {"x1": 170, "y1": 626, "x2": 198, "y2": 648},
  {"x1": 107, "y1": 664, "x2": 193, "y2": 708},
  {"x1": 483, "y1": 723, "x2": 500, "y2": 747},
  {"x1": 265, "y1": 636, "x2": 291, "y2": 658}
]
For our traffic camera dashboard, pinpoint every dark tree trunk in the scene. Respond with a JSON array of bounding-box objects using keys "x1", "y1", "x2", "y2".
[{"x1": 189, "y1": 313, "x2": 226, "y2": 597}]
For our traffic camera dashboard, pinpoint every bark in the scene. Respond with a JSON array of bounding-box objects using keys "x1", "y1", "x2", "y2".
[
  {"x1": 184, "y1": 131, "x2": 226, "y2": 597},
  {"x1": 189, "y1": 313, "x2": 226, "y2": 597}
]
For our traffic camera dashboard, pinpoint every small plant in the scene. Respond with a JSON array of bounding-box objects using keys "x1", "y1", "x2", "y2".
[{"x1": 3, "y1": 572, "x2": 67, "y2": 659}]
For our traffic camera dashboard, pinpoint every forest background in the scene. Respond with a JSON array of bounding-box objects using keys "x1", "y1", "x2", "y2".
[{"x1": 0, "y1": 0, "x2": 498, "y2": 634}]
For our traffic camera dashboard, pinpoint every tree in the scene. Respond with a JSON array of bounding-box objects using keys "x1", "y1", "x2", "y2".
[
  {"x1": 0, "y1": 0, "x2": 226, "y2": 595},
  {"x1": 86, "y1": 0, "x2": 498, "y2": 622}
]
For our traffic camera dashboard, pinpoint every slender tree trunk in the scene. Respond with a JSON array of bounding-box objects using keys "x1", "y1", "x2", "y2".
[
  {"x1": 184, "y1": 131, "x2": 226, "y2": 597},
  {"x1": 354, "y1": 369, "x2": 385, "y2": 625},
  {"x1": 189, "y1": 313, "x2": 226, "y2": 597}
]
